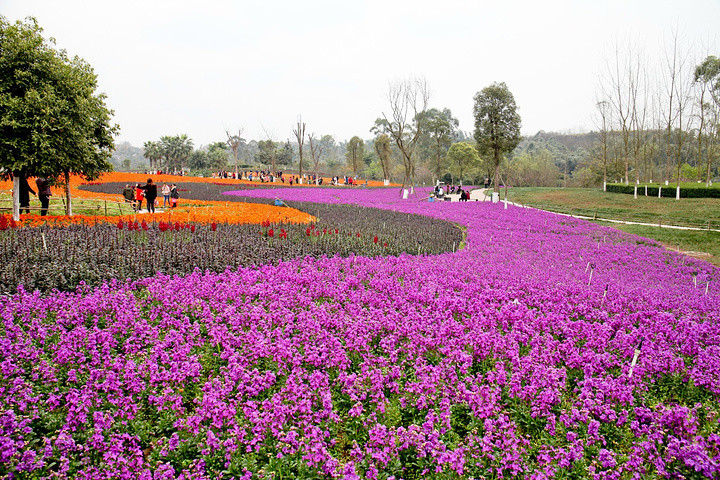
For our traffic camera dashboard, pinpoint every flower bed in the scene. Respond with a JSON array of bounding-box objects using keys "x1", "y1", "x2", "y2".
[
  {"x1": 0, "y1": 186, "x2": 719, "y2": 479},
  {"x1": 0, "y1": 202, "x2": 461, "y2": 294}
]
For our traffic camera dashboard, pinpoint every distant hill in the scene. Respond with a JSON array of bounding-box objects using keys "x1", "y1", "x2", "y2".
[
  {"x1": 111, "y1": 142, "x2": 146, "y2": 170},
  {"x1": 520, "y1": 130, "x2": 595, "y2": 154}
]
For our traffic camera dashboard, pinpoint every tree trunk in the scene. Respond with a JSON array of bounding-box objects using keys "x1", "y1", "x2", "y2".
[
  {"x1": 12, "y1": 175, "x2": 20, "y2": 222},
  {"x1": 64, "y1": 172, "x2": 73, "y2": 216},
  {"x1": 493, "y1": 148, "x2": 501, "y2": 193}
]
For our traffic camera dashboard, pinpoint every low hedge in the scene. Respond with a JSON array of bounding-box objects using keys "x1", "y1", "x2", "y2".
[{"x1": 606, "y1": 183, "x2": 720, "y2": 198}]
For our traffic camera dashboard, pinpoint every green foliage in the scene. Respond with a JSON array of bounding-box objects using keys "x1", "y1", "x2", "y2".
[
  {"x1": 159, "y1": 134, "x2": 194, "y2": 173},
  {"x1": 508, "y1": 148, "x2": 561, "y2": 187},
  {"x1": 606, "y1": 183, "x2": 720, "y2": 199},
  {"x1": 421, "y1": 108, "x2": 459, "y2": 180},
  {"x1": 473, "y1": 82, "x2": 522, "y2": 190},
  {"x1": 143, "y1": 141, "x2": 163, "y2": 170},
  {"x1": 373, "y1": 134, "x2": 393, "y2": 181},
  {"x1": 446, "y1": 142, "x2": 480, "y2": 184},
  {"x1": 346, "y1": 136, "x2": 364, "y2": 176},
  {"x1": 0, "y1": 16, "x2": 118, "y2": 181}
]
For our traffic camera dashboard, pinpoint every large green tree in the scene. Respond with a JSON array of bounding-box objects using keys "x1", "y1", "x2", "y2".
[
  {"x1": 207, "y1": 142, "x2": 229, "y2": 171},
  {"x1": 374, "y1": 134, "x2": 393, "y2": 184},
  {"x1": 446, "y1": 142, "x2": 480, "y2": 185},
  {"x1": 143, "y1": 141, "x2": 163, "y2": 171},
  {"x1": 159, "y1": 134, "x2": 193, "y2": 173},
  {"x1": 423, "y1": 108, "x2": 459, "y2": 181},
  {"x1": 346, "y1": 136, "x2": 364, "y2": 176},
  {"x1": 473, "y1": 82, "x2": 522, "y2": 192},
  {"x1": 0, "y1": 16, "x2": 118, "y2": 218},
  {"x1": 255, "y1": 140, "x2": 278, "y2": 170},
  {"x1": 694, "y1": 55, "x2": 720, "y2": 186}
]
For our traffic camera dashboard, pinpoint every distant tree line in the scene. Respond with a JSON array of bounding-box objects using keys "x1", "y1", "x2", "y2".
[
  {"x1": 127, "y1": 34, "x2": 720, "y2": 190},
  {"x1": 587, "y1": 33, "x2": 720, "y2": 189}
]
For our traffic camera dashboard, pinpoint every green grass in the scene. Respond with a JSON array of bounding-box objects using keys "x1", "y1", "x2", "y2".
[
  {"x1": 0, "y1": 193, "x2": 134, "y2": 217},
  {"x1": 595, "y1": 222, "x2": 720, "y2": 266},
  {"x1": 506, "y1": 187, "x2": 720, "y2": 266},
  {"x1": 507, "y1": 187, "x2": 720, "y2": 229}
]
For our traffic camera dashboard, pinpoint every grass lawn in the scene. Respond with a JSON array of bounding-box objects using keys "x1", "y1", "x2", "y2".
[
  {"x1": 595, "y1": 221, "x2": 720, "y2": 266},
  {"x1": 507, "y1": 187, "x2": 720, "y2": 229},
  {"x1": 0, "y1": 193, "x2": 134, "y2": 216},
  {"x1": 507, "y1": 187, "x2": 720, "y2": 266}
]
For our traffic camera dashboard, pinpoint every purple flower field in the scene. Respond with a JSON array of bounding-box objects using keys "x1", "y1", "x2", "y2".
[{"x1": 1, "y1": 187, "x2": 719, "y2": 479}]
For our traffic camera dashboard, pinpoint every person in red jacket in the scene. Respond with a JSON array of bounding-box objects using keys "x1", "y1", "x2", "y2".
[{"x1": 135, "y1": 184, "x2": 144, "y2": 212}]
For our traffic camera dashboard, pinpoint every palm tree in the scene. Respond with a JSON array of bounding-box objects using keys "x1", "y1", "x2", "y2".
[
  {"x1": 159, "y1": 135, "x2": 194, "y2": 174},
  {"x1": 143, "y1": 141, "x2": 163, "y2": 171}
]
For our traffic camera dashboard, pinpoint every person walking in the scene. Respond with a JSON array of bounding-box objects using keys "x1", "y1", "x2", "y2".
[
  {"x1": 161, "y1": 183, "x2": 171, "y2": 207},
  {"x1": 135, "y1": 184, "x2": 144, "y2": 212},
  {"x1": 122, "y1": 184, "x2": 135, "y2": 208},
  {"x1": 170, "y1": 184, "x2": 179, "y2": 208},
  {"x1": 18, "y1": 173, "x2": 36, "y2": 215},
  {"x1": 35, "y1": 177, "x2": 52, "y2": 216},
  {"x1": 141, "y1": 178, "x2": 158, "y2": 213}
]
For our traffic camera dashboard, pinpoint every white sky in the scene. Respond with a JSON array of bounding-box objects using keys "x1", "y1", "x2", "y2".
[{"x1": 2, "y1": 0, "x2": 720, "y2": 147}]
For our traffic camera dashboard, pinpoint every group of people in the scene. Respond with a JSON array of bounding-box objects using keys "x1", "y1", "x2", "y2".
[
  {"x1": 433, "y1": 184, "x2": 472, "y2": 202},
  {"x1": 17, "y1": 175, "x2": 53, "y2": 216},
  {"x1": 213, "y1": 170, "x2": 367, "y2": 187},
  {"x1": 215, "y1": 170, "x2": 285, "y2": 183},
  {"x1": 123, "y1": 179, "x2": 178, "y2": 212},
  {"x1": 215, "y1": 170, "x2": 331, "y2": 186}
]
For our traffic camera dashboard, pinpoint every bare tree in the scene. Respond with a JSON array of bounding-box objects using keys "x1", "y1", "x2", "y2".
[
  {"x1": 659, "y1": 29, "x2": 693, "y2": 190},
  {"x1": 604, "y1": 38, "x2": 635, "y2": 185},
  {"x1": 694, "y1": 54, "x2": 720, "y2": 186},
  {"x1": 308, "y1": 133, "x2": 325, "y2": 183},
  {"x1": 594, "y1": 99, "x2": 612, "y2": 190},
  {"x1": 672, "y1": 48, "x2": 694, "y2": 192},
  {"x1": 260, "y1": 126, "x2": 279, "y2": 173},
  {"x1": 374, "y1": 134, "x2": 394, "y2": 185},
  {"x1": 293, "y1": 118, "x2": 306, "y2": 183},
  {"x1": 226, "y1": 128, "x2": 245, "y2": 175},
  {"x1": 629, "y1": 47, "x2": 651, "y2": 184},
  {"x1": 383, "y1": 77, "x2": 430, "y2": 193}
]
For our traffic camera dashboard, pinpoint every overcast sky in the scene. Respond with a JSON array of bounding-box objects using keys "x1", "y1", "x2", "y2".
[{"x1": 3, "y1": 0, "x2": 720, "y2": 147}]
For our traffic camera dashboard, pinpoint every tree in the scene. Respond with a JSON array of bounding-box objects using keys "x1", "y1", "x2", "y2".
[
  {"x1": 374, "y1": 134, "x2": 393, "y2": 184},
  {"x1": 159, "y1": 135, "x2": 193, "y2": 174},
  {"x1": 293, "y1": 119, "x2": 306, "y2": 181},
  {"x1": 594, "y1": 99, "x2": 612, "y2": 190},
  {"x1": 346, "y1": 136, "x2": 364, "y2": 176},
  {"x1": 188, "y1": 150, "x2": 209, "y2": 170},
  {"x1": 308, "y1": 134, "x2": 325, "y2": 182},
  {"x1": 473, "y1": 82, "x2": 522, "y2": 192},
  {"x1": 424, "y1": 108, "x2": 459, "y2": 182},
  {"x1": 255, "y1": 140, "x2": 277, "y2": 170},
  {"x1": 0, "y1": 16, "x2": 118, "y2": 219},
  {"x1": 277, "y1": 141, "x2": 294, "y2": 167},
  {"x1": 207, "y1": 142, "x2": 229, "y2": 171},
  {"x1": 694, "y1": 55, "x2": 720, "y2": 186},
  {"x1": 383, "y1": 77, "x2": 430, "y2": 193},
  {"x1": 446, "y1": 142, "x2": 480, "y2": 185},
  {"x1": 508, "y1": 149, "x2": 560, "y2": 187},
  {"x1": 226, "y1": 129, "x2": 245, "y2": 175},
  {"x1": 143, "y1": 141, "x2": 163, "y2": 171}
]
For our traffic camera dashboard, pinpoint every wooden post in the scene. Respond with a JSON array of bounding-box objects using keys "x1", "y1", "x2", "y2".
[{"x1": 12, "y1": 174, "x2": 20, "y2": 221}]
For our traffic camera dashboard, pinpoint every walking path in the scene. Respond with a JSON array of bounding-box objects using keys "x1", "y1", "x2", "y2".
[{"x1": 465, "y1": 187, "x2": 720, "y2": 234}]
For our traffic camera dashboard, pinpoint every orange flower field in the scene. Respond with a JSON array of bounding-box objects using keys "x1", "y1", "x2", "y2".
[{"x1": 0, "y1": 172, "x2": 317, "y2": 227}]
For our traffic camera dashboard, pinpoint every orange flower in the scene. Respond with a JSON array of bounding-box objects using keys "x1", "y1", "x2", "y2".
[
  {"x1": 0, "y1": 172, "x2": 395, "y2": 229},
  {"x1": 0, "y1": 173, "x2": 315, "y2": 228}
]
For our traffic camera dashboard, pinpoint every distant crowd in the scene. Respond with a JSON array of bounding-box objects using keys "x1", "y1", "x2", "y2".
[
  {"x1": 433, "y1": 184, "x2": 472, "y2": 202},
  {"x1": 214, "y1": 170, "x2": 366, "y2": 187},
  {"x1": 122, "y1": 179, "x2": 179, "y2": 212}
]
